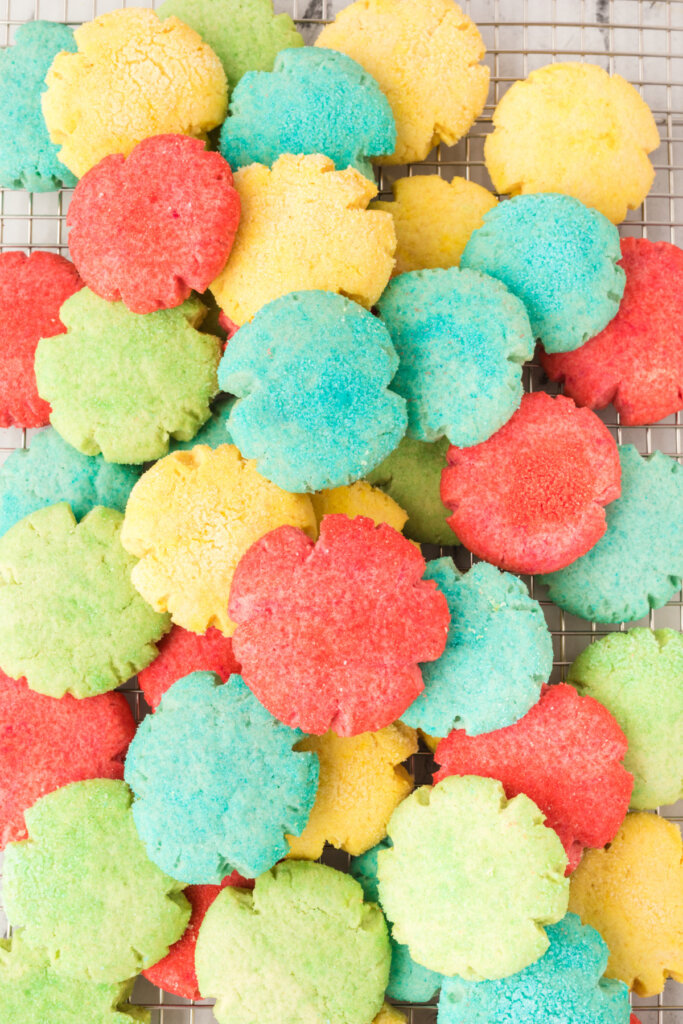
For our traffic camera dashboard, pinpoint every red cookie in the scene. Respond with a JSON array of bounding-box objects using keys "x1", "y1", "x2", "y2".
[
  {"x1": 0, "y1": 671, "x2": 135, "y2": 848},
  {"x1": 440, "y1": 392, "x2": 621, "y2": 574},
  {"x1": 0, "y1": 250, "x2": 83, "y2": 428},
  {"x1": 138, "y1": 625, "x2": 241, "y2": 710},
  {"x1": 67, "y1": 134, "x2": 241, "y2": 314},
  {"x1": 143, "y1": 870, "x2": 253, "y2": 999},
  {"x1": 542, "y1": 238, "x2": 683, "y2": 426},
  {"x1": 434, "y1": 683, "x2": 633, "y2": 873},
  {"x1": 229, "y1": 514, "x2": 450, "y2": 736}
]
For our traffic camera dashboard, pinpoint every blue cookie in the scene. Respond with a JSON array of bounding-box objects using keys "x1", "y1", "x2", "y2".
[
  {"x1": 351, "y1": 839, "x2": 442, "y2": 1003},
  {"x1": 461, "y1": 193, "x2": 625, "y2": 354},
  {"x1": 169, "y1": 396, "x2": 234, "y2": 452},
  {"x1": 438, "y1": 913, "x2": 631, "y2": 1024},
  {"x1": 219, "y1": 47, "x2": 395, "y2": 178},
  {"x1": 218, "y1": 291, "x2": 407, "y2": 493},
  {"x1": 540, "y1": 446, "x2": 683, "y2": 623},
  {"x1": 0, "y1": 22, "x2": 77, "y2": 191},
  {"x1": 0, "y1": 428, "x2": 141, "y2": 537},
  {"x1": 401, "y1": 559, "x2": 552, "y2": 737},
  {"x1": 376, "y1": 268, "x2": 534, "y2": 446},
  {"x1": 124, "y1": 671, "x2": 319, "y2": 882}
]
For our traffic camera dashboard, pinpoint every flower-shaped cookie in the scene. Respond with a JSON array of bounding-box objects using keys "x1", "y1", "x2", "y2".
[
  {"x1": 311, "y1": 481, "x2": 407, "y2": 535},
  {"x1": 138, "y1": 625, "x2": 240, "y2": 710},
  {"x1": 229, "y1": 514, "x2": 450, "y2": 735},
  {"x1": 209, "y1": 154, "x2": 396, "y2": 326}
]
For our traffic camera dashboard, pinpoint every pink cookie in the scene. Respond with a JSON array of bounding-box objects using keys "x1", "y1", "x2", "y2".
[{"x1": 138, "y1": 625, "x2": 241, "y2": 710}]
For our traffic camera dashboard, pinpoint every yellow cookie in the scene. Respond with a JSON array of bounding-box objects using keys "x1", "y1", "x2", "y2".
[
  {"x1": 372, "y1": 175, "x2": 497, "y2": 275},
  {"x1": 210, "y1": 154, "x2": 396, "y2": 326},
  {"x1": 485, "y1": 62, "x2": 660, "y2": 224},
  {"x1": 569, "y1": 813, "x2": 683, "y2": 996},
  {"x1": 121, "y1": 444, "x2": 316, "y2": 636},
  {"x1": 286, "y1": 723, "x2": 418, "y2": 860},
  {"x1": 311, "y1": 481, "x2": 408, "y2": 535},
  {"x1": 316, "y1": 0, "x2": 490, "y2": 165},
  {"x1": 42, "y1": 8, "x2": 228, "y2": 178},
  {"x1": 373, "y1": 1005, "x2": 407, "y2": 1024}
]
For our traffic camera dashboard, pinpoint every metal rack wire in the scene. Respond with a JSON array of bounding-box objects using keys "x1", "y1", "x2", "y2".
[{"x1": 1, "y1": 0, "x2": 682, "y2": 1021}]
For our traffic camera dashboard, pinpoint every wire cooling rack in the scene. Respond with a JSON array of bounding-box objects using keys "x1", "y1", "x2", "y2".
[{"x1": 1, "y1": 0, "x2": 682, "y2": 1021}]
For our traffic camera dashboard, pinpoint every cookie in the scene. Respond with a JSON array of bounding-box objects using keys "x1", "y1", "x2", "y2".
[
  {"x1": 0, "y1": 21, "x2": 77, "y2": 190},
  {"x1": 374, "y1": 1006, "x2": 407, "y2": 1024},
  {"x1": 371, "y1": 175, "x2": 497, "y2": 275},
  {"x1": 316, "y1": 0, "x2": 489, "y2": 165},
  {"x1": 218, "y1": 290, "x2": 407, "y2": 492},
  {"x1": 311, "y1": 481, "x2": 407, "y2": 535},
  {"x1": 67, "y1": 135, "x2": 241, "y2": 314},
  {"x1": 567, "y1": 628, "x2": 683, "y2": 809},
  {"x1": 0, "y1": 503, "x2": 170, "y2": 699},
  {"x1": 485, "y1": 62, "x2": 659, "y2": 224},
  {"x1": 569, "y1": 813, "x2": 683, "y2": 996},
  {"x1": 125, "y1": 671, "x2": 319, "y2": 881},
  {"x1": 3, "y1": 779, "x2": 190, "y2": 982},
  {"x1": 219, "y1": 47, "x2": 396, "y2": 177},
  {"x1": 401, "y1": 559, "x2": 552, "y2": 737},
  {"x1": 138, "y1": 626, "x2": 240, "y2": 710},
  {"x1": 121, "y1": 444, "x2": 316, "y2": 635},
  {"x1": 376, "y1": 267, "x2": 534, "y2": 445},
  {"x1": 209, "y1": 154, "x2": 396, "y2": 326},
  {"x1": 460, "y1": 193, "x2": 625, "y2": 353},
  {"x1": 157, "y1": 0, "x2": 302, "y2": 90},
  {"x1": 41, "y1": 8, "x2": 228, "y2": 178},
  {"x1": 434, "y1": 684, "x2": 633, "y2": 873},
  {"x1": 366, "y1": 435, "x2": 455, "y2": 545},
  {"x1": 169, "y1": 395, "x2": 234, "y2": 452},
  {"x1": 286, "y1": 723, "x2": 417, "y2": 860},
  {"x1": 0, "y1": 251, "x2": 83, "y2": 428},
  {"x1": 441, "y1": 392, "x2": 621, "y2": 574},
  {"x1": 376, "y1": 775, "x2": 569, "y2": 977},
  {"x1": 35, "y1": 290, "x2": 222, "y2": 464},
  {"x1": 229, "y1": 514, "x2": 450, "y2": 735},
  {"x1": 541, "y1": 238, "x2": 683, "y2": 425},
  {"x1": 438, "y1": 912, "x2": 631, "y2": 1024},
  {"x1": 0, "y1": 672, "x2": 135, "y2": 848},
  {"x1": 0, "y1": 428, "x2": 141, "y2": 538},
  {"x1": 195, "y1": 860, "x2": 390, "y2": 1024},
  {"x1": 540, "y1": 445, "x2": 683, "y2": 623}
]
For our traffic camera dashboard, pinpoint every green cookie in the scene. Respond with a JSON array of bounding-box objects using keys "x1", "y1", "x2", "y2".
[
  {"x1": 35, "y1": 290, "x2": 221, "y2": 464},
  {"x1": 3, "y1": 780, "x2": 190, "y2": 983},
  {"x1": 0, "y1": 503, "x2": 170, "y2": 698},
  {"x1": 195, "y1": 860, "x2": 390, "y2": 1024},
  {"x1": 568, "y1": 628, "x2": 683, "y2": 810}
]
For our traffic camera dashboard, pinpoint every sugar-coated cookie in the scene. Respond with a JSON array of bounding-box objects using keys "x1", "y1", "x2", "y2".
[
  {"x1": 311, "y1": 481, "x2": 407, "y2": 535},
  {"x1": 220, "y1": 48, "x2": 396, "y2": 176},
  {"x1": 540, "y1": 445, "x2": 683, "y2": 622},
  {"x1": 485, "y1": 62, "x2": 659, "y2": 223},
  {"x1": 377, "y1": 267, "x2": 534, "y2": 445},
  {"x1": 125, "y1": 671, "x2": 319, "y2": 881},
  {"x1": 374, "y1": 1006, "x2": 407, "y2": 1024},
  {"x1": 438, "y1": 913, "x2": 631, "y2": 1024},
  {"x1": 35, "y1": 290, "x2": 221, "y2": 464},
  {"x1": 121, "y1": 444, "x2": 316, "y2": 635},
  {"x1": 0, "y1": 504, "x2": 170, "y2": 698},
  {"x1": 434, "y1": 684, "x2": 633, "y2": 873},
  {"x1": 3, "y1": 779, "x2": 190, "y2": 982},
  {"x1": 401, "y1": 559, "x2": 552, "y2": 737},
  {"x1": 371, "y1": 175, "x2": 497, "y2": 275},
  {"x1": 219, "y1": 291, "x2": 407, "y2": 492},
  {"x1": 286, "y1": 723, "x2": 417, "y2": 860},
  {"x1": 441, "y1": 392, "x2": 621, "y2": 574},
  {"x1": 0, "y1": 428, "x2": 140, "y2": 538},
  {"x1": 542, "y1": 238, "x2": 683, "y2": 424},
  {"x1": 42, "y1": 8, "x2": 227, "y2": 178},
  {"x1": 0, "y1": 22, "x2": 77, "y2": 190},
  {"x1": 67, "y1": 135, "x2": 240, "y2": 314},
  {"x1": 317, "y1": 0, "x2": 489, "y2": 164},
  {"x1": 377, "y1": 775, "x2": 569, "y2": 977},
  {"x1": 0, "y1": 251, "x2": 82, "y2": 428},
  {"x1": 569, "y1": 813, "x2": 683, "y2": 996},
  {"x1": 461, "y1": 193, "x2": 625, "y2": 353},
  {"x1": 138, "y1": 626, "x2": 240, "y2": 710},
  {"x1": 195, "y1": 861, "x2": 390, "y2": 1024},
  {"x1": 568, "y1": 628, "x2": 683, "y2": 809},
  {"x1": 169, "y1": 395, "x2": 234, "y2": 452},
  {"x1": 209, "y1": 154, "x2": 396, "y2": 326},
  {"x1": 230, "y1": 514, "x2": 450, "y2": 735}
]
